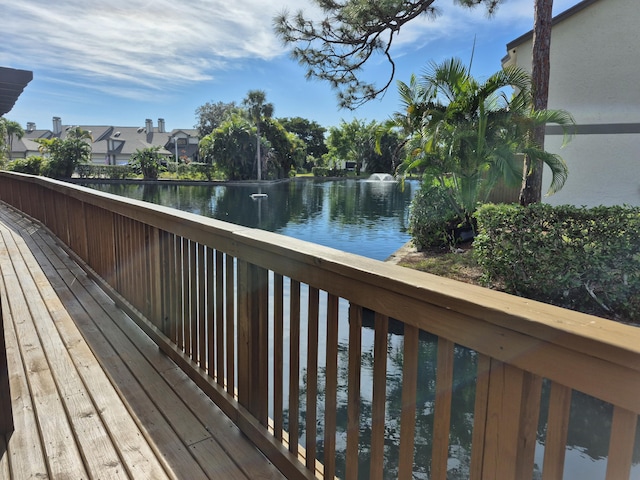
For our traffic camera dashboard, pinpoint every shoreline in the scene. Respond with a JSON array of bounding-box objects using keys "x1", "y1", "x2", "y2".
[{"x1": 385, "y1": 240, "x2": 417, "y2": 264}]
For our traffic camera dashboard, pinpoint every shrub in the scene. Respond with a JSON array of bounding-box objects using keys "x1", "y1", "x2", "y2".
[
  {"x1": 129, "y1": 147, "x2": 165, "y2": 180},
  {"x1": 76, "y1": 164, "x2": 133, "y2": 179},
  {"x1": 473, "y1": 203, "x2": 640, "y2": 322},
  {"x1": 6, "y1": 156, "x2": 44, "y2": 175},
  {"x1": 408, "y1": 183, "x2": 465, "y2": 250},
  {"x1": 312, "y1": 167, "x2": 329, "y2": 177},
  {"x1": 188, "y1": 162, "x2": 215, "y2": 181}
]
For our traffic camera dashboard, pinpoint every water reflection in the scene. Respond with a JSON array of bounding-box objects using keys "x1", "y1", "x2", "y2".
[{"x1": 85, "y1": 179, "x2": 416, "y2": 260}]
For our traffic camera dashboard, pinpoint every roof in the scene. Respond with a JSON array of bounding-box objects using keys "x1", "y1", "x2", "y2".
[
  {"x1": 506, "y1": 0, "x2": 601, "y2": 50},
  {"x1": 11, "y1": 118, "x2": 197, "y2": 160},
  {"x1": 0, "y1": 66, "x2": 33, "y2": 116}
]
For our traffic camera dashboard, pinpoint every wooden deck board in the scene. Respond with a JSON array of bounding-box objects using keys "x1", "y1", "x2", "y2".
[
  {"x1": 0, "y1": 281, "x2": 49, "y2": 479},
  {"x1": 0, "y1": 204, "x2": 284, "y2": 479}
]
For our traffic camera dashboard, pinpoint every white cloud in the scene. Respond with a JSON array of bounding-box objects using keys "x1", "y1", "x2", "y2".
[
  {"x1": 1, "y1": 0, "x2": 308, "y2": 90},
  {"x1": 0, "y1": 0, "x2": 583, "y2": 99}
]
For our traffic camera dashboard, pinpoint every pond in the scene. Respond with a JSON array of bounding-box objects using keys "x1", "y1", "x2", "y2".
[
  {"x1": 84, "y1": 178, "x2": 640, "y2": 479},
  {"x1": 85, "y1": 178, "x2": 417, "y2": 261}
]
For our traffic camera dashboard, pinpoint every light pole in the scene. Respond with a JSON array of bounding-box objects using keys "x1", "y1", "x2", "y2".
[{"x1": 173, "y1": 135, "x2": 178, "y2": 169}]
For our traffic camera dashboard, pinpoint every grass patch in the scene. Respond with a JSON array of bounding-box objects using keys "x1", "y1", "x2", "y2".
[{"x1": 398, "y1": 246, "x2": 484, "y2": 285}]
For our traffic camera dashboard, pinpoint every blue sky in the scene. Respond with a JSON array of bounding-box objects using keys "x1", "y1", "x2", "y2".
[{"x1": 2, "y1": 0, "x2": 579, "y2": 132}]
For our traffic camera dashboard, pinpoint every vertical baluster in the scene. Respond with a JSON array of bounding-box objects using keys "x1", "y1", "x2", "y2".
[
  {"x1": 432, "y1": 338, "x2": 454, "y2": 480},
  {"x1": 125, "y1": 217, "x2": 135, "y2": 303},
  {"x1": 398, "y1": 324, "x2": 419, "y2": 480},
  {"x1": 237, "y1": 261, "x2": 268, "y2": 424},
  {"x1": 470, "y1": 354, "x2": 491, "y2": 480},
  {"x1": 215, "y1": 250, "x2": 224, "y2": 384},
  {"x1": 206, "y1": 246, "x2": 215, "y2": 378},
  {"x1": 225, "y1": 255, "x2": 235, "y2": 396},
  {"x1": 542, "y1": 383, "x2": 572, "y2": 480},
  {"x1": 606, "y1": 406, "x2": 637, "y2": 480},
  {"x1": 273, "y1": 273, "x2": 284, "y2": 442},
  {"x1": 133, "y1": 220, "x2": 144, "y2": 312},
  {"x1": 198, "y1": 243, "x2": 206, "y2": 368},
  {"x1": 179, "y1": 237, "x2": 189, "y2": 352},
  {"x1": 369, "y1": 312, "x2": 389, "y2": 480},
  {"x1": 345, "y1": 303, "x2": 362, "y2": 480},
  {"x1": 159, "y1": 230, "x2": 172, "y2": 337},
  {"x1": 237, "y1": 260, "x2": 249, "y2": 405},
  {"x1": 190, "y1": 240, "x2": 198, "y2": 362},
  {"x1": 516, "y1": 373, "x2": 543, "y2": 480},
  {"x1": 288, "y1": 279, "x2": 301, "y2": 456},
  {"x1": 481, "y1": 360, "x2": 527, "y2": 479},
  {"x1": 171, "y1": 234, "x2": 180, "y2": 344},
  {"x1": 306, "y1": 286, "x2": 319, "y2": 472},
  {"x1": 323, "y1": 294, "x2": 339, "y2": 480},
  {"x1": 148, "y1": 226, "x2": 162, "y2": 327}
]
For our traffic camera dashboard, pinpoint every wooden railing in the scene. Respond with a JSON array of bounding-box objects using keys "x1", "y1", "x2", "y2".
[{"x1": 1, "y1": 171, "x2": 639, "y2": 479}]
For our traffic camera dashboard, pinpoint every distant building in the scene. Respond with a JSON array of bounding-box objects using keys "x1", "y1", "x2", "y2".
[
  {"x1": 503, "y1": 0, "x2": 640, "y2": 207},
  {"x1": 11, "y1": 117, "x2": 200, "y2": 165}
]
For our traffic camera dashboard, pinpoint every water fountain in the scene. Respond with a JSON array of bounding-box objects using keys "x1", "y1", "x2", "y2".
[{"x1": 366, "y1": 173, "x2": 396, "y2": 182}]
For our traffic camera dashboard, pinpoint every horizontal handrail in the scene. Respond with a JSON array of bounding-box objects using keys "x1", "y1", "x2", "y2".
[{"x1": 2, "y1": 171, "x2": 638, "y2": 479}]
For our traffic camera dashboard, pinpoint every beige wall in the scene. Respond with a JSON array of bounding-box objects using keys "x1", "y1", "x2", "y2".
[{"x1": 505, "y1": 0, "x2": 640, "y2": 207}]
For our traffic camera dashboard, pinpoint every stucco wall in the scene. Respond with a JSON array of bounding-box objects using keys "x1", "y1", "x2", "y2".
[{"x1": 506, "y1": 0, "x2": 640, "y2": 207}]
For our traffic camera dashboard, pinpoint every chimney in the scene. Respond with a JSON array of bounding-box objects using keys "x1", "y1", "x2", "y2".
[
  {"x1": 52, "y1": 116, "x2": 62, "y2": 135},
  {"x1": 26, "y1": 122, "x2": 36, "y2": 132},
  {"x1": 157, "y1": 118, "x2": 165, "y2": 133},
  {"x1": 145, "y1": 118, "x2": 153, "y2": 134}
]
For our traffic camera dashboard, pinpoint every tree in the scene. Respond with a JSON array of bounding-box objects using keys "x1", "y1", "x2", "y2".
[
  {"x1": 326, "y1": 119, "x2": 398, "y2": 174},
  {"x1": 520, "y1": 0, "x2": 554, "y2": 205},
  {"x1": 195, "y1": 100, "x2": 238, "y2": 137},
  {"x1": 36, "y1": 127, "x2": 93, "y2": 178},
  {"x1": 242, "y1": 90, "x2": 274, "y2": 180},
  {"x1": 261, "y1": 118, "x2": 307, "y2": 178},
  {"x1": 129, "y1": 146, "x2": 165, "y2": 180},
  {"x1": 199, "y1": 115, "x2": 257, "y2": 180},
  {"x1": 396, "y1": 57, "x2": 573, "y2": 228},
  {"x1": 4, "y1": 119, "x2": 24, "y2": 160},
  {"x1": 278, "y1": 116, "x2": 328, "y2": 162},
  {"x1": 274, "y1": 0, "x2": 502, "y2": 109}
]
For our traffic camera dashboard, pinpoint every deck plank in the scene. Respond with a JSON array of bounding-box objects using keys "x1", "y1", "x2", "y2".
[
  {"x1": 0, "y1": 280, "x2": 49, "y2": 479},
  {"x1": 0, "y1": 204, "x2": 284, "y2": 480},
  {"x1": 0, "y1": 226, "x2": 90, "y2": 479}
]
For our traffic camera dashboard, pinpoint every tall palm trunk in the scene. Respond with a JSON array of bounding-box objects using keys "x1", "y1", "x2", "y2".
[
  {"x1": 520, "y1": 0, "x2": 553, "y2": 206},
  {"x1": 256, "y1": 121, "x2": 261, "y2": 181}
]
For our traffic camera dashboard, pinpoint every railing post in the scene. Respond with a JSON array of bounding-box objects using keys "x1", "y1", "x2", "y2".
[
  {"x1": 0, "y1": 293, "x2": 14, "y2": 435},
  {"x1": 473, "y1": 358, "x2": 541, "y2": 480},
  {"x1": 237, "y1": 260, "x2": 269, "y2": 425}
]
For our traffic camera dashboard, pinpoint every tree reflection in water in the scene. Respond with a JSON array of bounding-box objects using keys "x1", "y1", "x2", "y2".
[{"x1": 289, "y1": 315, "x2": 640, "y2": 479}]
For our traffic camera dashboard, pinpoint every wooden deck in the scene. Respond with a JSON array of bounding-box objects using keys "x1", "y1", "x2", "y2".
[{"x1": 0, "y1": 203, "x2": 285, "y2": 479}]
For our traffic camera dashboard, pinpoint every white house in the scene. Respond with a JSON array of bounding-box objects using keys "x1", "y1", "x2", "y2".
[{"x1": 502, "y1": 0, "x2": 640, "y2": 207}]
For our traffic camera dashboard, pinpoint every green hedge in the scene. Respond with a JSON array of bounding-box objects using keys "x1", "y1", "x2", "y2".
[
  {"x1": 6, "y1": 156, "x2": 44, "y2": 175},
  {"x1": 474, "y1": 203, "x2": 640, "y2": 322},
  {"x1": 76, "y1": 164, "x2": 133, "y2": 179}
]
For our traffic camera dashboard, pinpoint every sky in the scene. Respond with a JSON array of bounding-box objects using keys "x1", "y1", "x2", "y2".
[{"x1": 1, "y1": 0, "x2": 581, "y2": 133}]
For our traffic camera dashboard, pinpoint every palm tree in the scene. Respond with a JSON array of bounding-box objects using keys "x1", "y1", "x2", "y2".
[
  {"x1": 36, "y1": 127, "x2": 93, "y2": 178},
  {"x1": 65, "y1": 126, "x2": 93, "y2": 165},
  {"x1": 396, "y1": 57, "x2": 573, "y2": 228},
  {"x1": 5, "y1": 120, "x2": 24, "y2": 160},
  {"x1": 242, "y1": 90, "x2": 274, "y2": 180},
  {"x1": 200, "y1": 115, "x2": 257, "y2": 180}
]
